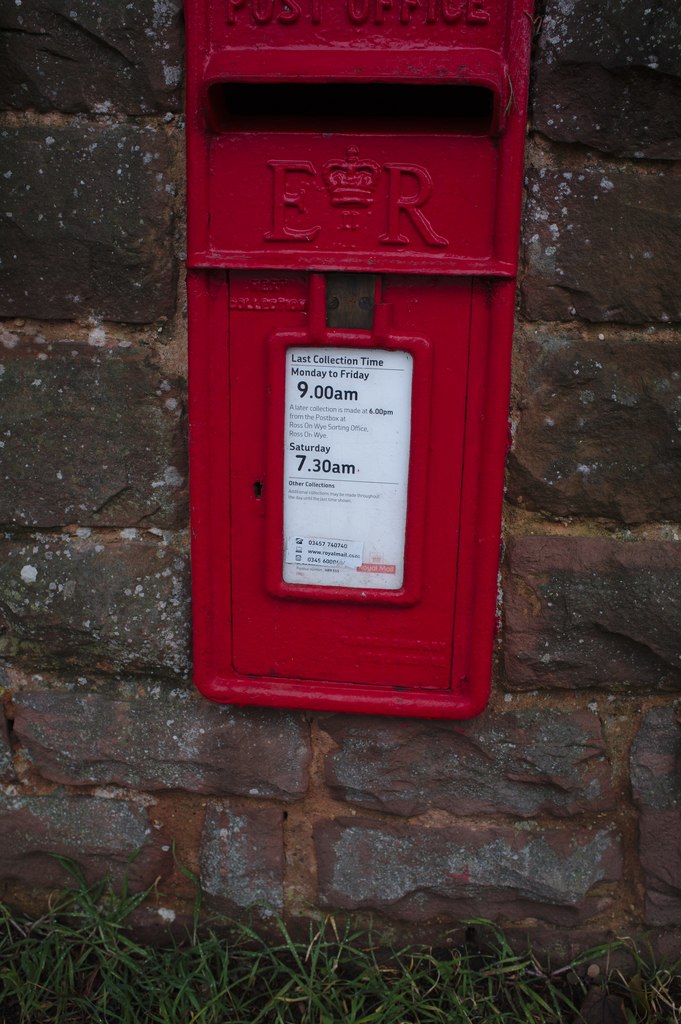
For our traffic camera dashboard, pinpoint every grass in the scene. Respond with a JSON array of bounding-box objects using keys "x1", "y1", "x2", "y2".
[{"x1": 0, "y1": 862, "x2": 679, "y2": 1023}]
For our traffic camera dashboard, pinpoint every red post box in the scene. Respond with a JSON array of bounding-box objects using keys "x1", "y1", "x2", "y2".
[{"x1": 185, "y1": 0, "x2": 533, "y2": 718}]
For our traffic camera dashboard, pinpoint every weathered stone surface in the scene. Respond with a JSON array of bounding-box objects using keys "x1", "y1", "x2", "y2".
[
  {"x1": 507, "y1": 329, "x2": 681, "y2": 525},
  {"x1": 631, "y1": 703, "x2": 681, "y2": 925},
  {"x1": 522, "y1": 167, "x2": 681, "y2": 324},
  {"x1": 0, "y1": 533, "x2": 190, "y2": 677},
  {"x1": 321, "y1": 709, "x2": 614, "y2": 819},
  {"x1": 631, "y1": 704, "x2": 681, "y2": 813},
  {"x1": 0, "y1": 0, "x2": 183, "y2": 114},
  {"x1": 0, "y1": 713, "x2": 14, "y2": 782},
  {"x1": 200, "y1": 803, "x2": 285, "y2": 912},
  {"x1": 14, "y1": 691, "x2": 310, "y2": 800},
  {"x1": 0, "y1": 126, "x2": 176, "y2": 322},
  {"x1": 316, "y1": 819, "x2": 622, "y2": 924},
  {"x1": 505, "y1": 538, "x2": 681, "y2": 691},
  {"x1": 0, "y1": 329, "x2": 186, "y2": 529},
  {"x1": 0, "y1": 792, "x2": 171, "y2": 889},
  {"x1": 533, "y1": 0, "x2": 681, "y2": 158},
  {"x1": 651, "y1": 929, "x2": 681, "y2": 963}
]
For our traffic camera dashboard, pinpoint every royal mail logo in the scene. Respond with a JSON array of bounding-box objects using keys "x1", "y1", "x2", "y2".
[
  {"x1": 357, "y1": 563, "x2": 397, "y2": 574},
  {"x1": 322, "y1": 147, "x2": 381, "y2": 207},
  {"x1": 264, "y1": 151, "x2": 449, "y2": 248}
]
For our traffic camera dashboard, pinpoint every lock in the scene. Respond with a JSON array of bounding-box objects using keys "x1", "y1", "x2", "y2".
[{"x1": 186, "y1": 0, "x2": 533, "y2": 717}]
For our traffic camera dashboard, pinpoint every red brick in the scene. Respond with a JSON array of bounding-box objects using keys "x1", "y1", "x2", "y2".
[
  {"x1": 0, "y1": 329, "x2": 186, "y2": 529},
  {"x1": 0, "y1": 712, "x2": 14, "y2": 782},
  {"x1": 522, "y1": 167, "x2": 681, "y2": 324},
  {"x1": 507, "y1": 329, "x2": 681, "y2": 525},
  {"x1": 0, "y1": 126, "x2": 176, "y2": 322},
  {"x1": 321, "y1": 709, "x2": 614, "y2": 818},
  {"x1": 0, "y1": 792, "x2": 171, "y2": 890},
  {"x1": 0, "y1": 0, "x2": 183, "y2": 114},
  {"x1": 505, "y1": 538, "x2": 681, "y2": 691},
  {"x1": 316, "y1": 818, "x2": 622, "y2": 924},
  {"x1": 14, "y1": 691, "x2": 310, "y2": 800},
  {"x1": 630, "y1": 703, "x2": 681, "y2": 925},
  {"x1": 533, "y1": 0, "x2": 681, "y2": 158},
  {"x1": 200, "y1": 803, "x2": 285, "y2": 912},
  {"x1": 0, "y1": 533, "x2": 189, "y2": 678}
]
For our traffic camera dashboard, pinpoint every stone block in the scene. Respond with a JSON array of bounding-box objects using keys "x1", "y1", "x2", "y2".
[
  {"x1": 0, "y1": 0, "x2": 183, "y2": 114},
  {"x1": 533, "y1": 0, "x2": 681, "y2": 158},
  {"x1": 0, "y1": 328, "x2": 186, "y2": 528},
  {"x1": 321, "y1": 709, "x2": 614, "y2": 819},
  {"x1": 0, "y1": 126, "x2": 176, "y2": 322},
  {"x1": 14, "y1": 691, "x2": 310, "y2": 800},
  {"x1": 631, "y1": 703, "x2": 681, "y2": 926},
  {"x1": 0, "y1": 533, "x2": 190, "y2": 678},
  {"x1": 0, "y1": 713, "x2": 14, "y2": 782},
  {"x1": 504, "y1": 538, "x2": 681, "y2": 691},
  {"x1": 522, "y1": 167, "x2": 681, "y2": 324},
  {"x1": 0, "y1": 792, "x2": 171, "y2": 889},
  {"x1": 200, "y1": 803, "x2": 285, "y2": 912},
  {"x1": 507, "y1": 329, "x2": 681, "y2": 525},
  {"x1": 316, "y1": 818, "x2": 622, "y2": 924}
]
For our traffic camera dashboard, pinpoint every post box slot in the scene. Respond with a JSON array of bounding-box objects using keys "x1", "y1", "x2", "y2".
[{"x1": 204, "y1": 82, "x2": 495, "y2": 134}]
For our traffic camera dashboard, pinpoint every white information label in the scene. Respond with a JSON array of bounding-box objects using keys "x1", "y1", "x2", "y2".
[
  {"x1": 282, "y1": 346, "x2": 413, "y2": 590},
  {"x1": 284, "y1": 536, "x2": 364, "y2": 569}
]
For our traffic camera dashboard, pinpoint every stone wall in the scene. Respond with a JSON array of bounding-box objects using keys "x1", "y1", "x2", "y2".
[{"x1": 0, "y1": 0, "x2": 680, "y2": 950}]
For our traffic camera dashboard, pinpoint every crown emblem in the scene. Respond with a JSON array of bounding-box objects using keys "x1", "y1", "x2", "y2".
[{"x1": 322, "y1": 147, "x2": 381, "y2": 207}]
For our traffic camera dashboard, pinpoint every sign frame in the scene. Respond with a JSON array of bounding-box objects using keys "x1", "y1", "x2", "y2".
[{"x1": 265, "y1": 325, "x2": 432, "y2": 606}]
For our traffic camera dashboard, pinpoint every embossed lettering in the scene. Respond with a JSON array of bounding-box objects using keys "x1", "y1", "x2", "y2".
[
  {"x1": 225, "y1": 0, "x2": 246, "y2": 23},
  {"x1": 279, "y1": 0, "x2": 302, "y2": 21},
  {"x1": 466, "y1": 0, "x2": 489, "y2": 23},
  {"x1": 347, "y1": 0, "x2": 370, "y2": 22},
  {"x1": 374, "y1": 0, "x2": 393, "y2": 22},
  {"x1": 265, "y1": 161, "x2": 321, "y2": 242},
  {"x1": 252, "y1": 0, "x2": 274, "y2": 22},
  {"x1": 400, "y1": 0, "x2": 420, "y2": 23},
  {"x1": 226, "y1": 0, "x2": 309, "y2": 22},
  {"x1": 424, "y1": 0, "x2": 490, "y2": 23},
  {"x1": 441, "y1": 0, "x2": 463, "y2": 22},
  {"x1": 379, "y1": 164, "x2": 448, "y2": 248},
  {"x1": 263, "y1": 156, "x2": 449, "y2": 250},
  {"x1": 225, "y1": 0, "x2": 488, "y2": 25},
  {"x1": 229, "y1": 296, "x2": 306, "y2": 310}
]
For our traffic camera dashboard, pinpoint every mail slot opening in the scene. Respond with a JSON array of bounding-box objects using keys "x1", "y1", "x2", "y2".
[{"x1": 205, "y1": 82, "x2": 496, "y2": 134}]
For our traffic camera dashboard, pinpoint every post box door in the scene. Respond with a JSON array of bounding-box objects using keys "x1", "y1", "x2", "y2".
[{"x1": 228, "y1": 271, "x2": 471, "y2": 689}]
